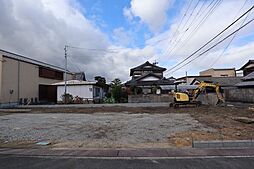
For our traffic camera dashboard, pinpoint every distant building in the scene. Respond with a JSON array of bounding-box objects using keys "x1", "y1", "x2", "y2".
[
  {"x1": 0, "y1": 49, "x2": 73, "y2": 106},
  {"x1": 225, "y1": 71, "x2": 254, "y2": 103},
  {"x1": 73, "y1": 72, "x2": 86, "y2": 81},
  {"x1": 125, "y1": 61, "x2": 174, "y2": 94},
  {"x1": 237, "y1": 60, "x2": 254, "y2": 76},
  {"x1": 199, "y1": 68, "x2": 236, "y2": 77},
  {"x1": 130, "y1": 61, "x2": 166, "y2": 79},
  {"x1": 190, "y1": 76, "x2": 242, "y2": 89},
  {"x1": 52, "y1": 80, "x2": 103, "y2": 103},
  {"x1": 175, "y1": 75, "x2": 211, "y2": 85}
]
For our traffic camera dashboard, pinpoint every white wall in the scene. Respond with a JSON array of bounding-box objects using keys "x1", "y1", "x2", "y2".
[
  {"x1": 140, "y1": 76, "x2": 160, "y2": 81},
  {"x1": 57, "y1": 85, "x2": 93, "y2": 102}
]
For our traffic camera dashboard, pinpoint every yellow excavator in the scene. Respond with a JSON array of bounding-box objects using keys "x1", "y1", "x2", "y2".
[{"x1": 169, "y1": 81, "x2": 225, "y2": 108}]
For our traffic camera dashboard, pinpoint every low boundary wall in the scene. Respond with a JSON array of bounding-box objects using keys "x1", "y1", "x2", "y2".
[
  {"x1": 128, "y1": 94, "x2": 173, "y2": 103},
  {"x1": 224, "y1": 88, "x2": 254, "y2": 103}
]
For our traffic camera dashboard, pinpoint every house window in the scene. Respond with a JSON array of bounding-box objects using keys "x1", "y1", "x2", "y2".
[{"x1": 39, "y1": 67, "x2": 63, "y2": 80}]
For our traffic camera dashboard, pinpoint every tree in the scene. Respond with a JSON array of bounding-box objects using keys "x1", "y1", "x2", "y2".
[
  {"x1": 111, "y1": 78, "x2": 122, "y2": 103},
  {"x1": 94, "y1": 76, "x2": 106, "y2": 88},
  {"x1": 111, "y1": 78, "x2": 121, "y2": 87}
]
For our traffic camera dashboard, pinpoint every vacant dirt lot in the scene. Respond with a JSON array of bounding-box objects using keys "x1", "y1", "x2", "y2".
[{"x1": 0, "y1": 105, "x2": 253, "y2": 148}]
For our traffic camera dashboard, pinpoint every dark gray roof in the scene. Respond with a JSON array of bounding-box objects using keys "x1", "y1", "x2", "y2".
[
  {"x1": 176, "y1": 75, "x2": 211, "y2": 81},
  {"x1": 130, "y1": 61, "x2": 166, "y2": 76},
  {"x1": 125, "y1": 74, "x2": 174, "y2": 86},
  {"x1": 238, "y1": 60, "x2": 254, "y2": 70},
  {"x1": 242, "y1": 71, "x2": 254, "y2": 80},
  {"x1": 161, "y1": 85, "x2": 198, "y2": 90},
  {"x1": 235, "y1": 81, "x2": 254, "y2": 87},
  {"x1": 0, "y1": 49, "x2": 71, "y2": 73},
  {"x1": 235, "y1": 71, "x2": 254, "y2": 87},
  {"x1": 190, "y1": 77, "x2": 242, "y2": 86}
]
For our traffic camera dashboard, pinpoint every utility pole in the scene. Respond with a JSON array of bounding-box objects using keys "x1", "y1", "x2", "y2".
[{"x1": 64, "y1": 45, "x2": 68, "y2": 103}]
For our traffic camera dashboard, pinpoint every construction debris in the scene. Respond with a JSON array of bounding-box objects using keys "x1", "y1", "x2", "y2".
[
  {"x1": 234, "y1": 117, "x2": 254, "y2": 124},
  {"x1": 248, "y1": 107, "x2": 254, "y2": 112},
  {"x1": 36, "y1": 141, "x2": 51, "y2": 146}
]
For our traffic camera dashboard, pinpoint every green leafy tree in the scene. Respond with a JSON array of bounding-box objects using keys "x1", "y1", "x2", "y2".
[
  {"x1": 111, "y1": 78, "x2": 121, "y2": 87},
  {"x1": 111, "y1": 78, "x2": 122, "y2": 103},
  {"x1": 94, "y1": 76, "x2": 109, "y2": 96},
  {"x1": 94, "y1": 76, "x2": 106, "y2": 88}
]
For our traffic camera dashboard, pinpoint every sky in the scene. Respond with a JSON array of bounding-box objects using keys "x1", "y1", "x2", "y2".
[{"x1": 0, "y1": 0, "x2": 254, "y2": 82}]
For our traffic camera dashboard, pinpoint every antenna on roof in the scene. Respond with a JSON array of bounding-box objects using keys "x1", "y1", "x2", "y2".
[{"x1": 153, "y1": 60, "x2": 158, "y2": 65}]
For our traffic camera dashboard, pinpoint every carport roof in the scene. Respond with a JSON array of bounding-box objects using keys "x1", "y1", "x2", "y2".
[{"x1": 52, "y1": 80, "x2": 97, "y2": 86}]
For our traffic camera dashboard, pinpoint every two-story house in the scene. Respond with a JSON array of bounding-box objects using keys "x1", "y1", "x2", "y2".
[{"x1": 125, "y1": 61, "x2": 174, "y2": 94}]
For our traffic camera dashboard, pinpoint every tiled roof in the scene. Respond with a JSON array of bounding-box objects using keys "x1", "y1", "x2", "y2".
[
  {"x1": 130, "y1": 61, "x2": 166, "y2": 76},
  {"x1": 125, "y1": 73, "x2": 174, "y2": 86},
  {"x1": 238, "y1": 60, "x2": 254, "y2": 70},
  {"x1": 235, "y1": 81, "x2": 254, "y2": 87},
  {"x1": 190, "y1": 77, "x2": 242, "y2": 86},
  {"x1": 242, "y1": 71, "x2": 254, "y2": 80}
]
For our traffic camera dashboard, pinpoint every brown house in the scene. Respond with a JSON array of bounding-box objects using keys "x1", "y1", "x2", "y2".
[
  {"x1": 125, "y1": 61, "x2": 174, "y2": 94},
  {"x1": 0, "y1": 49, "x2": 73, "y2": 107}
]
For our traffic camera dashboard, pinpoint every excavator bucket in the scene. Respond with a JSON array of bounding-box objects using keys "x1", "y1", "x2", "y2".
[{"x1": 216, "y1": 99, "x2": 225, "y2": 106}]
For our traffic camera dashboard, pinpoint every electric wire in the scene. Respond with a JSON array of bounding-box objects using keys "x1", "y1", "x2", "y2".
[
  {"x1": 209, "y1": 0, "x2": 250, "y2": 67},
  {"x1": 165, "y1": 0, "x2": 222, "y2": 59},
  {"x1": 166, "y1": 17, "x2": 254, "y2": 75},
  {"x1": 164, "y1": 5, "x2": 254, "y2": 75}
]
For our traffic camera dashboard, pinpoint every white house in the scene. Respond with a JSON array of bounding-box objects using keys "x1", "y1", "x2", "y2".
[{"x1": 52, "y1": 80, "x2": 103, "y2": 103}]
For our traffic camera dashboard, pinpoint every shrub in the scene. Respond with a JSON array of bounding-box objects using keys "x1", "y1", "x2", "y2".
[{"x1": 61, "y1": 93, "x2": 73, "y2": 104}]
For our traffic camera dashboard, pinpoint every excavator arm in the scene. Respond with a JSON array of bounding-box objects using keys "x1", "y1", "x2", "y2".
[{"x1": 193, "y1": 81, "x2": 224, "y2": 105}]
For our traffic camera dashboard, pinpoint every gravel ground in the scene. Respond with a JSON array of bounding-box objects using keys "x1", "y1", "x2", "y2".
[{"x1": 0, "y1": 112, "x2": 212, "y2": 148}]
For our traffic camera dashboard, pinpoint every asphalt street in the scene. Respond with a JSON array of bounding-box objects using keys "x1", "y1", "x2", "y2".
[{"x1": 1, "y1": 155, "x2": 254, "y2": 169}]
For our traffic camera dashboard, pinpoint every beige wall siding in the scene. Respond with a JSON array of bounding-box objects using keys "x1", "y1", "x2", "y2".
[
  {"x1": 200, "y1": 69, "x2": 236, "y2": 77},
  {"x1": 1, "y1": 57, "x2": 19, "y2": 103},
  {"x1": 19, "y1": 61, "x2": 39, "y2": 100},
  {"x1": 0, "y1": 54, "x2": 73, "y2": 104}
]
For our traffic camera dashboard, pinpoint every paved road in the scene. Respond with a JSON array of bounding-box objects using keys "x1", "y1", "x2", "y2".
[{"x1": 1, "y1": 155, "x2": 254, "y2": 169}]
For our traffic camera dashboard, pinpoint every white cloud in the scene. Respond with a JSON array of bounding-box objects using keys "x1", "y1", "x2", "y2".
[
  {"x1": 0, "y1": 0, "x2": 155, "y2": 82},
  {"x1": 1, "y1": 0, "x2": 254, "y2": 83},
  {"x1": 112, "y1": 27, "x2": 134, "y2": 46},
  {"x1": 144, "y1": 0, "x2": 254, "y2": 77},
  {"x1": 123, "y1": 0, "x2": 174, "y2": 33}
]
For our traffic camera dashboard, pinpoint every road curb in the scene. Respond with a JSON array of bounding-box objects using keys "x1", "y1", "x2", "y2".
[
  {"x1": 193, "y1": 140, "x2": 254, "y2": 148},
  {"x1": 1, "y1": 148, "x2": 254, "y2": 158}
]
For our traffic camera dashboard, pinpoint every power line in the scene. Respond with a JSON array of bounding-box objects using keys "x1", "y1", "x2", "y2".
[
  {"x1": 165, "y1": 0, "x2": 222, "y2": 58},
  {"x1": 178, "y1": 0, "x2": 201, "y2": 34},
  {"x1": 164, "y1": 5, "x2": 254, "y2": 74},
  {"x1": 209, "y1": 0, "x2": 250, "y2": 67},
  {"x1": 162, "y1": 0, "x2": 194, "y2": 56},
  {"x1": 66, "y1": 45, "x2": 119, "y2": 53},
  {"x1": 166, "y1": 17, "x2": 254, "y2": 75}
]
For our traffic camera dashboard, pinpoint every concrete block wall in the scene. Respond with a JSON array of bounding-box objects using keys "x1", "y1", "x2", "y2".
[
  {"x1": 196, "y1": 93, "x2": 220, "y2": 106},
  {"x1": 225, "y1": 88, "x2": 254, "y2": 103},
  {"x1": 128, "y1": 94, "x2": 173, "y2": 103}
]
